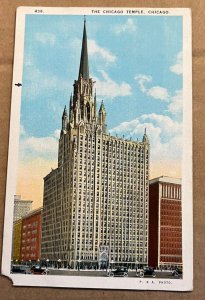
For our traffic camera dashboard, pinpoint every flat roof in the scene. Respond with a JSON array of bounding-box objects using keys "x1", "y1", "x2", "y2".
[
  {"x1": 14, "y1": 195, "x2": 33, "y2": 203},
  {"x1": 22, "y1": 207, "x2": 43, "y2": 219},
  {"x1": 14, "y1": 199, "x2": 33, "y2": 203},
  {"x1": 150, "y1": 176, "x2": 181, "y2": 185}
]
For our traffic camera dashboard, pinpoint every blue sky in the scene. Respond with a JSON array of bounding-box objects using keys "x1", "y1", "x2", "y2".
[
  {"x1": 21, "y1": 14, "x2": 182, "y2": 135},
  {"x1": 17, "y1": 14, "x2": 183, "y2": 208}
]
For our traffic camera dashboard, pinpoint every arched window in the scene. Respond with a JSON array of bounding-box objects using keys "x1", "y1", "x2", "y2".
[
  {"x1": 80, "y1": 101, "x2": 84, "y2": 119},
  {"x1": 86, "y1": 102, "x2": 90, "y2": 122}
]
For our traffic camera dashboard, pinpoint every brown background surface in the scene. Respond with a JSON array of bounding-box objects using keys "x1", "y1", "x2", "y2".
[{"x1": 0, "y1": 0, "x2": 204, "y2": 299}]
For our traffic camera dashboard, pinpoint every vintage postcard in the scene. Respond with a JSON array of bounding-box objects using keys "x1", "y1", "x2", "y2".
[{"x1": 2, "y1": 7, "x2": 192, "y2": 291}]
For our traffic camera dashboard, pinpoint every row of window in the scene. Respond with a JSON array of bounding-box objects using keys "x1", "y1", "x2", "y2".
[
  {"x1": 161, "y1": 184, "x2": 181, "y2": 200},
  {"x1": 79, "y1": 136, "x2": 148, "y2": 151}
]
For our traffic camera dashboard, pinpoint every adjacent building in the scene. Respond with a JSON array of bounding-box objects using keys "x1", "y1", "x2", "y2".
[
  {"x1": 148, "y1": 176, "x2": 182, "y2": 269},
  {"x1": 20, "y1": 207, "x2": 42, "y2": 262},
  {"x1": 12, "y1": 207, "x2": 42, "y2": 263},
  {"x1": 41, "y1": 20, "x2": 150, "y2": 269},
  {"x1": 13, "y1": 195, "x2": 33, "y2": 222},
  {"x1": 12, "y1": 218, "x2": 22, "y2": 262}
]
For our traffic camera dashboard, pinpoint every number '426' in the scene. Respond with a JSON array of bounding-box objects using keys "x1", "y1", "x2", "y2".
[{"x1": 35, "y1": 9, "x2": 43, "y2": 13}]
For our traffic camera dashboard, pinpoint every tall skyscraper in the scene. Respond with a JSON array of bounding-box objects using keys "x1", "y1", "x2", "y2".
[{"x1": 41, "y1": 20, "x2": 149, "y2": 269}]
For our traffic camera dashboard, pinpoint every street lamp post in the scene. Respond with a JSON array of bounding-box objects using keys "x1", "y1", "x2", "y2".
[
  {"x1": 58, "y1": 259, "x2": 61, "y2": 269},
  {"x1": 77, "y1": 259, "x2": 81, "y2": 271},
  {"x1": 110, "y1": 260, "x2": 114, "y2": 271},
  {"x1": 37, "y1": 258, "x2": 40, "y2": 267},
  {"x1": 46, "y1": 259, "x2": 49, "y2": 268}
]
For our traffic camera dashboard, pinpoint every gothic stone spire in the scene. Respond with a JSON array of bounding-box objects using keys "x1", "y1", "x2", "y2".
[{"x1": 78, "y1": 18, "x2": 89, "y2": 80}]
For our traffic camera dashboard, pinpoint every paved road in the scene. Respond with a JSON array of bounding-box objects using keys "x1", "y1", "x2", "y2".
[{"x1": 47, "y1": 269, "x2": 182, "y2": 279}]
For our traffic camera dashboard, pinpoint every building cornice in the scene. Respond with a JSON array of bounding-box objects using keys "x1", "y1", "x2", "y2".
[{"x1": 150, "y1": 176, "x2": 181, "y2": 185}]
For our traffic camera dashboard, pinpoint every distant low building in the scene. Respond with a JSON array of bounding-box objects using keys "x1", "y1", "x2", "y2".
[
  {"x1": 13, "y1": 195, "x2": 33, "y2": 222},
  {"x1": 148, "y1": 176, "x2": 182, "y2": 269}
]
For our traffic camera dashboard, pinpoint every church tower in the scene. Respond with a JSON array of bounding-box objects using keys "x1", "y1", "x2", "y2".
[
  {"x1": 69, "y1": 19, "x2": 96, "y2": 128},
  {"x1": 41, "y1": 19, "x2": 149, "y2": 270}
]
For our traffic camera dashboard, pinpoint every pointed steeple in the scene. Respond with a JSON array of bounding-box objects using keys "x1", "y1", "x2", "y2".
[
  {"x1": 62, "y1": 105, "x2": 68, "y2": 117},
  {"x1": 69, "y1": 93, "x2": 73, "y2": 108},
  {"x1": 94, "y1": 89, "x2": 97, "y2": 118},
  {"x1": 99, "y1": 100, "x2": 106, "y2": 113},
  {"x1": 62, "y1": 106, "x2": 68, "y2": 133},
  {"x1": 78, "y1": 17, "x2": 89, "y2": 80},
  {"x1": 142, "y1": 128, "x2": 149, "y2": 143},
  {"x1": 98, "y1": 100, "x2": 106, "y2": 133}
]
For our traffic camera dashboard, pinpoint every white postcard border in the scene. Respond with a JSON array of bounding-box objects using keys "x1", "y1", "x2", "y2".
[{"x1": 1, "y1": 6, "x2": 192, "y2": 291}]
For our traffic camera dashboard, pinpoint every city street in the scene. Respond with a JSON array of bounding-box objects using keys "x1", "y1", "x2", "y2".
[{"x1": 47, "y1": 269, "x2": 182, "y2": 279}]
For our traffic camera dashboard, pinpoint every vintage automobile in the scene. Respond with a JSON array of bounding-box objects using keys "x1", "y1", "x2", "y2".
[
  {"x1": 31, "y1": 266, "x2": 48, "y2": 275},
  {"x1": 108, "y1": 267, "x2": 128, "y2": 277},
  {"x1": 136, "y1": 266, "x2": 156, "y2": 278},
  {"x1": 172, "y1": 267, "x2": 183, "y2": 277},
  {"x1": 11, "y1": 265, "x2": 31, "y2": 274}
]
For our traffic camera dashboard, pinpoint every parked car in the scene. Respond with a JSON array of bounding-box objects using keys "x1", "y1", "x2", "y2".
[
  {"x1": 136, "y1": 266, "x2": 156, "y2": 278},
  {"x1": 172, "y1": 268, "x2": 183, "y2": 277},
  {"x1": 108, "y1": 267, "x2": 128, "y2": 277},
  {"x1": 31, "y1": 266, "x2": 48, "y2": 275},
  {"x1": 11, "y1": 265, "x2": 31, "y2": 274}
]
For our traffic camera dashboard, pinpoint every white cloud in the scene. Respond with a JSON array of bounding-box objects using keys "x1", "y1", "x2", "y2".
[
  {"x1": 135, "y1": 74, "x2": 169, "y2": 101},
  {"x1": 71, "y1": 38, "x2": 116, "y2": 64},
  {"x1": 170, "y1": 51, "x2": 183, "y2": 75},
  {"x1": 94, "y1": 70, "x2": 132, "y2": 99},
  {"x1": 134, "y1": 74, "x2": 151, "y2": 93},
  {"x1": 35, "y1": 32, "x2": 56, "y2": 46},
  {"x1": 88, "y1": 39, "x2": 116, "y2": 63},
  {"x1": 168, "y1": 90, "x2": 183, "y2": 115},
  {"x1": 110, "y1": 113, "x2": 182, "y2": 163},
  {"x1": 135, "y1": 75, "x2": 183, "y2": 117},
  {"x1": 53, "y1": 129, "x2": 61, "y2": 139},
  {"x1": 20, "y1": 125, "x2": 26, "y2": 136},
  {"x1": 23, "y1": 64, "x2": 69, "y2": 99},
  {"x1": 147, "y1": 86, "x2": 169, "y2": 101},
  {"x1": 113, "y1": 18, "x2": 137, "y2": 35},
  {"x1": 19, "y1": 131, "x2": 59, "y2": 161}
]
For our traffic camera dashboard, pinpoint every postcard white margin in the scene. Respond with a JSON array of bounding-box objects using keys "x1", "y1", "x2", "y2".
[{"x1": 1, "y1": 6, "x2": 192, "y2": 291}]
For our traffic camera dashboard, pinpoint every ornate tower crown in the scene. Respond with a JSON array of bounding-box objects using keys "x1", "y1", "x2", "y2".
[
  {"x1": 68, "y1": 18, "x2": 96, "y2": 127},
  {"x1": 66, "y1": 18, "x2": 106, "y2": 133}
]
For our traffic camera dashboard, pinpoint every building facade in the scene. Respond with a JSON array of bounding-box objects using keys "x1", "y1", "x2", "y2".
[
  {"x1": 13, "y1": 195, "x2": 33, "y2": 222},
  {"x1": 20, "y1": 207, "x2": 42, "y2": 262},
  {"x1": 41, "y1": 20, "x2": 149, "y2": 269},
  {"x1": 148, "y1": 176, "x2": 182, "y2": 269},
  {"x1": 12, "y1": 219, "x2": 22, "y2": 262}
]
